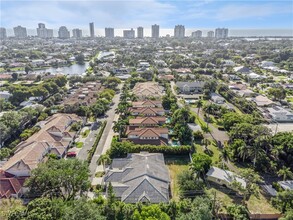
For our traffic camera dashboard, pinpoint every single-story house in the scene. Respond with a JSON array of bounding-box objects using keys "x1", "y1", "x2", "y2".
[
  {"x1": 103, "y1": 152, "x2": 170, "y2": 203},
  {"x1": 210, "y1": 93, "x2": 225, "y2": 104},
  {"x1": 176, "y1": 81, "x2": 205, "y2": 94},
  {"x1": 266, "y1": 106, "x2": 293, "y2": 122},
  {"x1": 0, "y1": 91, "x2": 12, "y2": 100},
  {"x1": 206, "y1": 166, "x2": 246, "y2": 190},
  {"x1": 233, "y1": 66, "x2": 251, "y2": 74}
]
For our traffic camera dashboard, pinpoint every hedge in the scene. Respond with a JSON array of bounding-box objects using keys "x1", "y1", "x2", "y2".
[
  {"x1": 87, "y1": 121, "x2": 107, "y2": 163},
  {"x1": 108, "y1": 140, "x2": 192, "y2": 158}
]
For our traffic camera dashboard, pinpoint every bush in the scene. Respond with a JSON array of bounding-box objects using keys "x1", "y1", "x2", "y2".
[
  {"x1": 87, "y1": 121, "x2": 107, "y2": 163},
  {"x1": 193, "y1": 131, "x2": 204, "y2": 140},
  {"x1": 108, "y1": 141, "x2": 192, "y2": 158}
]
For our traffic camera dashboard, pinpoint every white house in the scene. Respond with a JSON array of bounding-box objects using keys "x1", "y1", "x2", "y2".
[
  {"x1": 210, "y1": 93, "x2": 225, "y2": 104},
  {"x1": 266, "y1": 106, "x2": 293, "y2": 122},
  {"x1": 206, "y1": 166, "x2": 246, "y2": 190},
  {"x1": 0, "y1": 91, "x2": 12, "y2": 100},
  {"x1": 31, "y1": 59, "x2": 45, "y2": 66},
  {"x1": 261, "y1": 61, "x2": 274, "y2": 68},
  {"x1": 222, "y1": 60, "x2": 235, "y2": 67}
]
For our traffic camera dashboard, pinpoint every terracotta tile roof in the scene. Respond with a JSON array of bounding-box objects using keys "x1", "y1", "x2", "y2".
[
  {"x1": 0, "y1": 170, "x2": 22, "y2": 198},
  {"x1": 132, "y1": 82, "x2": 164, "y2": 99},
  {"x1": 129, "y1": 117, "x2": 166, "y2": 126},
  {"x1": 129, "y1": 107, "x2": 164, "y2": 115},
  {"x1": 132, "y1": 100, "x2": 162, "y2": 108},
  {"x1": 127, "y1": 127, "x2": 168, "y2": 137},
  {"x1": 2, "y1": 114, "x2": 81, "y2": 176}
]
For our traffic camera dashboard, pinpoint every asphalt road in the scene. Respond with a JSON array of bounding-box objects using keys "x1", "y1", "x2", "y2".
[
  {"x1": 89, "y1": 87, "x2": 121, "y2": 179},
  {"x1": 77, "y1": 122, "x2": 101, "y2": 161}
]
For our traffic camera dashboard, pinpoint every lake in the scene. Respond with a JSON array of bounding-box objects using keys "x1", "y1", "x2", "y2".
[{"x1": 30, "y1": 62, "x2": 89, "y2": 75}]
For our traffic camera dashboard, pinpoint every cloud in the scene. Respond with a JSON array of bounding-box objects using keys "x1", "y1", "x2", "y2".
[
  {"x1": 215, "y1": 3, "x2": 292, "y2": 21},
  {"x1": 0, "y1": 0, "x2": 176, "y2": 28}
]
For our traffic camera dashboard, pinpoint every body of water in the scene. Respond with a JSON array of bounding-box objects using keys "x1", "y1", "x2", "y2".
[{"x1": 31, "y1": 62, "x2": 89, "y2": 75}]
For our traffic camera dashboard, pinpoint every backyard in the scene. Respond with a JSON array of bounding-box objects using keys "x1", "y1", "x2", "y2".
[{"x1": 165, "y1": 155, "x2": 190, "y2": 201}]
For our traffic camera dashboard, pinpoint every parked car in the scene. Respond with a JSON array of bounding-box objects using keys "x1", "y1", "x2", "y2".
[{"x1": 67, "y1": 151, "x2": 77, "y2": 158}]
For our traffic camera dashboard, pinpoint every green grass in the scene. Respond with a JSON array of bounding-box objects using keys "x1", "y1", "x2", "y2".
[
  {"x1": 0, "y1": 68, "x2": 5, "y2": 73},
  {"x1": 287, "y1": 97, "x2": 293, "y2": 103},
  {"x1": 81, "y1": 129, "x2": 90, "y2": 138},
  {"x1": 191, "y1": 111, "x2": 211, "y2": 132},
  {"x1": 95, "y1": 171, "x2": 105, "y2": 178},
  {"x1": 76, "y1": 142, "x2": 84, "y2": 148},
  {"x1": 165, "y1": 155, "x2": 190, "y2": 201},
  {"x1": 206, "y1": 188, "x2": 280, "y2": 214},
  {"x1": 195, "y1": 143, "x2": 220, "y2": 165}
]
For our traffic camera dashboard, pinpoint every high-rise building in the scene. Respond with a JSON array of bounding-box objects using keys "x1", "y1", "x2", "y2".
[
  {"x1": 215, "y1": 28, "x2": 228, "y2": 39},
  {"x1": 72, "y1": 29, "x2": 82, "y2": 39},
  {"x1": 0, "y1": 28, "x2": 7, "y2": 40},
  {"x1": 89, "y1": 22, "x2": 95, "y2": 38},
  {"x1": 105, "y1": 28, "x2": 114, "y2": 38},
  {"x1": 137, "y1": 27, "x2": 143, "y2": 38},
  {"x1": 174, "y1": 25, "x2": 185, "y2": 38},
  {"x1": 13, "y1": 26, "x2": 27, "y2": 38},
  {"x1": 192, "y1": 30, "x2": 202, "y2": 38},
  {"x1": 58, "y1": 26, "x2": 70, "y2": 39},
  {"x1": 123, "y1": 28, "x2": 135, "y2": 39},
  {"x1": 151, "y1": 24, "x2": 159, "y2": 38},
  {"x1": 207, "y1": 31, "x2": 214, "y2": 38},
  {"x1": 37, "y1": 23, "x2": 53, "y2": 38}
]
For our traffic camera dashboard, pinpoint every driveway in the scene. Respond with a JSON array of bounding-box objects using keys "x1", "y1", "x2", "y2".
[
  {"x1": 170, "y1": 81, "x2": 229, "y2": 145},
  {"x1": 77, "y1": 122, "x2": 101, "y2": 161}
]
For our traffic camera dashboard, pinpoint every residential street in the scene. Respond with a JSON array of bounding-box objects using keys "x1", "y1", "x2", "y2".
[
  {"x1": 89, "y1": 85, "x2": 122, "y2": 181},
  {"x1": 170, "y1": 81, "x2": 229, "y2": 145},
  {"x1": 77, "y1": 122, "x2": 101, "y2": 161}
]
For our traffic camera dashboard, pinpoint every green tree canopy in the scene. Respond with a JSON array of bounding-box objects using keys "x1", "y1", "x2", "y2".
[{"x1": 25, "y1": 159, "x2": 90, "y2": 201}]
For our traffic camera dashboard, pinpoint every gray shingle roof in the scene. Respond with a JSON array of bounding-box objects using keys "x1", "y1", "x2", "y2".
[
  {"x1": 176, "y1": 81, "x2": 205, "y2": 88},
  {"x1": 104, "y1": 152, "x2": 170, "y2": 203}
]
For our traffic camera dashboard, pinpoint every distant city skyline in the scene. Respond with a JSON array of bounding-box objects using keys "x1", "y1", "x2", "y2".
[
  {"x1": 1, "y1": 0, "x2": 292, "y2": 29},
  {"x1": 3, "y1": 27, "x2": 293, "y2": 38}
]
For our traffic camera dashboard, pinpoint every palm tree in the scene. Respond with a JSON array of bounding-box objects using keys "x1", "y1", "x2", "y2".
[
  {"x1": 277, "y1": 166, "x2": 293, "y2": 181},
  {"x1": 97, "y1": 154, "x2": 111, "y2": 172},
  {"x1": 196, "y1": 100, "x2": 203, "y2": 116},
  {"x1": 113, "y1": 119, "x2": 127, "y2": 140}
]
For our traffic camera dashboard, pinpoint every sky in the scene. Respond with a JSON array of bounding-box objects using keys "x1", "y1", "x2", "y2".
[{"x1": 1, "y1": 0, "x2": 293, "y2": 32}]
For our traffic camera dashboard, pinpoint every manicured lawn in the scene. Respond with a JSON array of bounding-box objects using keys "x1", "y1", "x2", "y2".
[
  {"x1": 165, "y1": 155, "x2": 190, "y2": 201},
  {"x1": 76, "y1": 142, "x2": 84, "y2": 148},
  {"x1": 81, "y1": 129, "x2": 90, "y2": 138}
]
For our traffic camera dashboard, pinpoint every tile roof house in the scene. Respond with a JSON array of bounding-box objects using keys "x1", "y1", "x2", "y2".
[
  {"x1": 103, "y1": 152, "x2": 170, "y2": 203},
  {"x1": 250, "y1": 95, "x2": 275, "y2": 107},
  {"x1": 63, "y1": 82, "x2": 102, "y2": 109},
  {"x1": 132, "y1": 82, "x2": 164, "y2": 100},
  {"x1": 125, "y1": 127, "x2": 169, "y2": 146},
  {"x1": 0, "y1": 170, "x2": 24, "y2": 199},
  {"x1": 176, "y1": 81, "x2": 205, "y2": 94},
  {"x1": 129, "y1": 107, "x2": 165, "y2": 117},
  {"x1": 132, "y1": 100, "x2": 162, "y2": 108},
  {"x1": 129, "y1": 117, "x2": 166, "y2": 127},
  {"x1": 2, "y1": 114, "x2": 81, "y2": 177}
]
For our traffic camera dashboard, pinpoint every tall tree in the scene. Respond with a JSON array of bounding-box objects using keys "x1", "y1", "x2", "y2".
[{"x1": 25, "y1": 159, "x2": 90, "y2": 201}]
